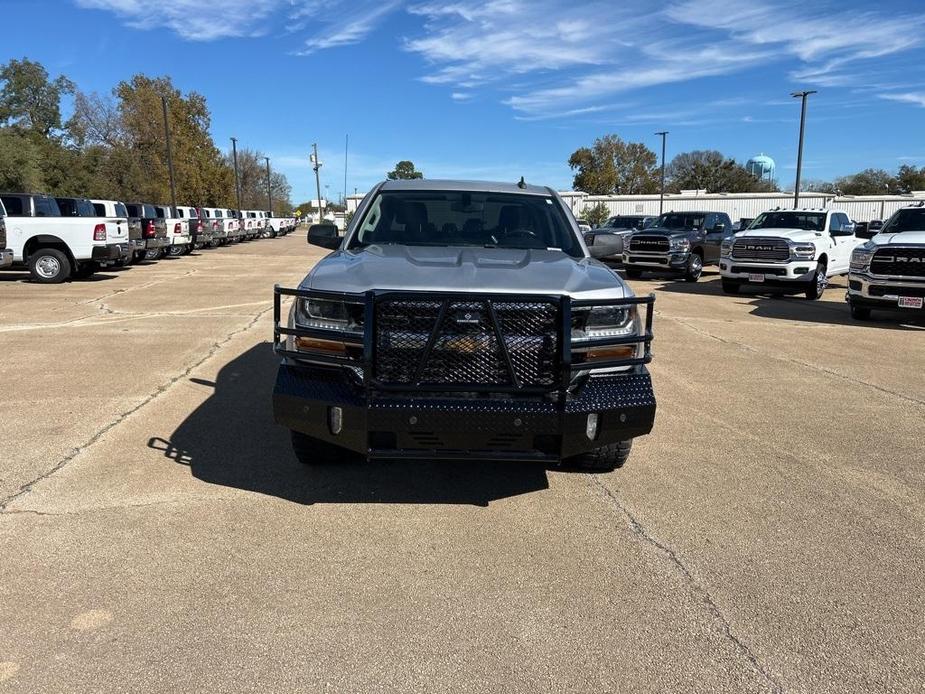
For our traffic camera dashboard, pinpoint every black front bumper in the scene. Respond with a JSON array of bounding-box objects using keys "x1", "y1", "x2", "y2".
[{"x1": 274, "y1": 363, "x2": 656, "y2": 461}]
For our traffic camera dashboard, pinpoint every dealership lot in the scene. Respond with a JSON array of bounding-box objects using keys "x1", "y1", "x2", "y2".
[{"x1": 0, "y1": 234, "x2": 923, "y2": 692}]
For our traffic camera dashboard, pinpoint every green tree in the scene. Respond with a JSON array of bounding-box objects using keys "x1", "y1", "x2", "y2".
[
  {"x1": 667, "y1": 150, "x2": 776, "y2": 193},
  {"x1": 801, "y1": 179, "x2": 837, "y2": 193},
  {"x1": 835, "y1": 168, "x2": 900, "y2": 195},
  {"x1": 0, "y1": 129, "x2": 44, "y2": 191},
  {"x1": 568, "y1": 135, "x2": 658, "y2": 195},
  {"x1": 896, "y1": 165, "x2": 925, "y2": 194},
  {"x1": 583, "y1": 201, "x2": 610, "y2": 227},
  {"x1": 0, "y1": 58, "x2": 74, "y2": 136},
  {"x1": 387, "y1": 160, "x2": 423, "y2": 180}
]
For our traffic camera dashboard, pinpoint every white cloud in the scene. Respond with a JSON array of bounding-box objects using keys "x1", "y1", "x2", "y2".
[
  {"x1": 293, "y1": 1, "x2": 402, "y2": 55},
  {"x1": 879, "y1": 92, "x2": 925, "y2": 108}
]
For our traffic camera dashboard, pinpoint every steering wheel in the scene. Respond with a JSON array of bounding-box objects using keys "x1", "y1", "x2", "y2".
[{"x1": 504, "y1": 228, "x2": 537, "y2": 239}]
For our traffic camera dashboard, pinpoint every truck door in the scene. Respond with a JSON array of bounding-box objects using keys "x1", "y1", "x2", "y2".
[
  {"x1": 828, "y1": 213, "x2": 857, "y2": 274},
  {"x1": 702, "y1": 213, "x2": 729, "y2": 264}
]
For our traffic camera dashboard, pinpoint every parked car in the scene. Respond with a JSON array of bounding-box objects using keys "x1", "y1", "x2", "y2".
[
  {"x1": 0, "y1": 192, "x2": 129, "y2": 282},
  {"x1": 200, "y1": 207, "x2": 229, "y2": 246},
  {"x1": 92, "y1": 199, "x2": 142, "y2": 265},
  {"x1": 55, "y1": 196, "x2": 130, "y2": 269},
  {"x1": 584, "y1": 215, "x2": 655, "y2": 261},
  {"x1": 272, "y1": 178, "x2": 657, "y2": 471},
  {"x1": 124, "y1": 202, "x2": 169, "y2": 261},
  {"x1": 155, "y1": 205, "x2": 190, "y2": 257},
  {"x1": 265, "y1": 211, "x2": 290, "y2": 236},
  {"x1": 225, "y1": 208, "x2": 246, "y2": 241},
  {"x1": 847, "y1": 204, "x2": 925, "y2": 320},
  {"x1": 623, "y1": 210, "x2": 732, "y2": 281},
  {"x1": 719, "y1": 208, "x2": 862, "y2": 299},
  {"x1": 176, "y1": 205, "x2": 211, "y2": 250},
  {"x1": 0, "y1": 199, "x2": 12, "y2": 269}
]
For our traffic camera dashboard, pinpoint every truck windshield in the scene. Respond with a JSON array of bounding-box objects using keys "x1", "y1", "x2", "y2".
[
  {"x1": 880, "y1": 208, "x2": 925, "y2": 233},
  {"x1": 114, "y1": 203, "x2": 128, "y2": 217},
  {"x1": 350, "y1": 191, "x2": 580, "y2": 256},
  {"x1": 653, "y1": 213, "x2": 705, "y2": 230},
  {"x1": 749, "y1": 212, "x2": 826, "y2": 231},
  {"x1": 604, "y1": 216, "x2": 646, "y2": 229}
]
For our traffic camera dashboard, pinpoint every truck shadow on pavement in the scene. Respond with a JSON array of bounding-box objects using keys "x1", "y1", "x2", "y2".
[{"x1": 148, "y1": 343, "x2": 551, "y2": 506}]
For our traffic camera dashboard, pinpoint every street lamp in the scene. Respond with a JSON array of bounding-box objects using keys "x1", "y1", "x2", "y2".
[
  {"x1": 230, "y1": 137, "x2": 242, "y2": 211},
  {"x1": 310, "y1": 143, "x2": 323, "y2": 223},
  {"x1": 791, "y1": 90, "x2": 817, "y2": 208},
  {"x1": 655, "y1": 131, "x2": 668, "y2": 215}
]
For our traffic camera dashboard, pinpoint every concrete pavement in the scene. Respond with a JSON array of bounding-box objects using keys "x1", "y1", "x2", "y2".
[{"x1": 1, "y1": 235, "x2": 922, "y2": 692}]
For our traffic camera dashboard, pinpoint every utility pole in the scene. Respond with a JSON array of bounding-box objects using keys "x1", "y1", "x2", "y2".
[
  {"x1": 792, "y1": 90, "x2": 816, "y2": 208},
  {"x1": 311, "y1": 143, "x2": 323, "y2": 223},
  {"x1": 344, "y1": 134, "x2": 349, "y2": 209},
  {"x1": 655, "y1": 131, "x2": 668, "y2": 215},
  {"x1": 161, "y1": 96, "x2": 178, "y2": 216},
  {"x1": 230, "y1": 137, "x2": 242, "y2": 211},
  {"x1": 264, "y1": 157, "x2": 272, "y2": 213}
]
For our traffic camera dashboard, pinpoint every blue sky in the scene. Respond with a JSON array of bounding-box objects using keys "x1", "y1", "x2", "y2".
[{"x1": 4, "y1": 0, "x2": 925, "y2": 202}]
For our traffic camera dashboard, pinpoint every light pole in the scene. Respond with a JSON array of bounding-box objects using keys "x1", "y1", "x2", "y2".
[
  {"x1": 264, "y1": 157, "x2": 272, "y2": 213},
  {"x1": 791, "y1": 90, "x2": 816, "y2": 208},
  {"x1": 655, "y1": 131, "x2": 668, "y2": 215},
  {"x1": 230, "y1": 137, "x2": 242, "y2": 211},
  {"x1": 311, "y1": 143, "x2": 323, "y2": 223},
  {"x1": 161, "y1": 96, "x2": 178, "y2": 216}
]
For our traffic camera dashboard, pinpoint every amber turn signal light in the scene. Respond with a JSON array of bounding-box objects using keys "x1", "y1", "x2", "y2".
[
  {"x1": 295, "y1": 337, "x2": 347, "y2": 355},
  {"x1": 585, "y1": 345, "x2": 636, "y2": 361}
]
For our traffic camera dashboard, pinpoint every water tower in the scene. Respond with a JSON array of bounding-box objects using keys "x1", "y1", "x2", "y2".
[{"x1": 746, "y1": 153, "x2": 776, "y2": 184}]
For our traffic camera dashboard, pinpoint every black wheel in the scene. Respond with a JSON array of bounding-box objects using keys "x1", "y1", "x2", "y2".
[
  {"x1": 625, "y1": 267, "x2": 643, "y2": 279},
  {"x1": 290, "y1": 430, "x2": 353, "y2": 465},
  {"x1": 566, "y1": 440, "x2": 633, "y2": 472},
  {"x1": 145, "y1": 248, "x2": 163, "y2": 260},
  {"x1": 134, "y1": 250, "x2": 147, "y2": 263},
  {"x1": 721, "y1": 278, "x2": 740, "y2": 294},
  {"x1": 805, "y1": 262, "x2": 827, "y2": 300},
  {"x1": 28, "y1": 248, "x2": 71, "y2": 283},
  {"x1": 72, "y1": 261, "x2": 100, "y2": 280},
  {"x1": 684, "y1": 252, "x2": 703, "y2": 282},
  {"x1": 166, "y1": 245, "x2": 185, "y2": 257},
  {"x1": 850, "y1": 304, "x2": 871, "y2": 321}
]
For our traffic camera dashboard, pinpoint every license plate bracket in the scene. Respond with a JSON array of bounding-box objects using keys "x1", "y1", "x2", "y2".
[
  {"x1": 748, "y1": 273, "x2": 765, "y2": 283},
  {"x1": 898, "y1": 296, "x2": 924, "y2": 309}
]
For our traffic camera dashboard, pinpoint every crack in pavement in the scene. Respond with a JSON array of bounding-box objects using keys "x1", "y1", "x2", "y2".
[
  {"x1": 662, "y1": 312, "x2": 925, "y2": 408},
  {"x1": 587, "y1": 475, "x2": 784, "y2": 693},
  {"x1": 0, "y1": 304, "x2": 274, "y2": 512},
  {"x1": 0, "y1": 495, "x2": 241, "y2": 518}
]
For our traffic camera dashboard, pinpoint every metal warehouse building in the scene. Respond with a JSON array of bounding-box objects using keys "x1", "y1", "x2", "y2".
[{"x1": 560, "y1": 190, "x2": 925, "y2": 223}]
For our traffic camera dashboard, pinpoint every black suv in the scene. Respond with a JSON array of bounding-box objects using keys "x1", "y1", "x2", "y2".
[{"x1": 622, "y1": 210, "x2": 732, "y2": 281}]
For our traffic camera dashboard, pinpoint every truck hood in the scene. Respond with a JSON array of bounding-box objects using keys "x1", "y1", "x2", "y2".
[
  {"x1": 734, "y1": 227, "x2": 825, "y2": 243},
  {"x1": 633, "y1": 227, "x2": 696, "y2": 238},
  {"x1": 302, "y1": 245, "x2": 629, "y2": 299},
  {"x1": 867, "y1": 231, "x2": 925, "y2": 246}
]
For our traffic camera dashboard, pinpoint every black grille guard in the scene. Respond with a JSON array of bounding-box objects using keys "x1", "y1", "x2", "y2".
[{"x1": 273, "y1": 286, "x2": 654, "y2": 394}]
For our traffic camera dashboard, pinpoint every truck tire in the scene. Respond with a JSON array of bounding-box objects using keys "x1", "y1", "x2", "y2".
[
  {"x1": 625, "y1": 267, "x2": 643, "y2": 279},
  {"x1": 850, "y1": 304, "x2": 871, "y2": 320},
  {"x1": 721, "y1": 278, "x2": 740, "y2": 294},
  {"x1": 166, "y1": 245, "x2": 184, "y2": 257},
  {"x1": 290, "y1": 430, "x2": 352, "y2": 465},
  {"x1": 805, "y1": 262, "x2": 827, "y2": 300},
  {"x1": 28, "y1": 248, "x2": 71, "y2": 283},
  {"x1": 684, "y1": 252, "x2": 703, "y2": 282},
  {"x1": 566, "y1": 439, "x2": 633, "y2": 472}
]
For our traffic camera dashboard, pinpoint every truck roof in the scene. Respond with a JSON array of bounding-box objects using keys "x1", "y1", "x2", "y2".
[{"x1": 378, "y1": 178, "x2": 554, "y2": 196}]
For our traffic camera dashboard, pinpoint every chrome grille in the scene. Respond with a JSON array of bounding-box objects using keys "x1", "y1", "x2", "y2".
[
  {"x1": 629, "y1": 235, "x2": 669, "y2": 253},
  {"x1": 374, "y1": 298, "x2": 559, "y2": 388},
  {"x1": 870, "y1": 247, "x2": 925, "y2": 278},
  {"x1": 731, "y1": 238, "x2": 790, "y2": 261}
]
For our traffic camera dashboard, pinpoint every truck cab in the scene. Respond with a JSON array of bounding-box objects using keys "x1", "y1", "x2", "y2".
[
  {"x1": 847, "y1": 204, "x2": 925, "y2": 320},
  {"x1": 719, "y1": 209, "x2": 861, "y2": 300},
  {"x1": 155, "y1": 205, "x2": 190, "y2": 257},
  {"x1": 273, "y1": 179, "x2": 657, "y2": 471},
  {"x1": 93, "y1": 199, "x2": 142, "y2": 264},
  {"x1": 622, "y1": 210, "x2": 732, "y2": 281}
]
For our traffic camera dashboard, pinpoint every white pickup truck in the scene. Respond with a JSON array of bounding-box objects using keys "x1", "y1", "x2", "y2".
[
  {"x1": 0, "y1": 192, "x2": 130, "y2": 282},
  {"x1": 847, "y1": 204, "x2": 925, "y2": 320},
  {"x1": 92, "y1": 199, "x2": 142, "y2": 265},
  {"x1": 719, "y1": 208, "x2": 862, "y2": 300},
  {"x1": 265, "y1": 212, "x2": 290, "y2": 236},
  {"x1": 155, "y1": 205, "x2": 191, "y2": 257}
]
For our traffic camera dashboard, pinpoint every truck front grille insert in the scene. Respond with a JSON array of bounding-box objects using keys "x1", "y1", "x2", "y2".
[
  {"x1": 628, "y1": 235, "x2": 670, "y2": 253},
  {"x1": 374, "y1": 298, "x2": 559, "y2": 388},
  {"x1": 870, "y1": 247, "x2": 925, "y2": 278},
  {"x1": 731, "y1": 238, "x2": 790, "y2": 261}
]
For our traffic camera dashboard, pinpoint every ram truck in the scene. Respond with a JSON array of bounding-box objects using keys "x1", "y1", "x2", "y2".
[
  {"x1": 847, "y1": 204, "x2": 925, "y2": 320},
  {"x1": 125, "y1": 202, "x2": 168, "y2": 261},
  {"x1": 719, "y1": 209, "x2": 861, "y2": 300},
  {"x1": 622, "y1": 210, "x2": 732, "y2": 281},
  {"x1": 266, "y1": 212, "x2": 291, "y2": 236},
  {"x1": 0, "y1": 192, "x2": 131, "y2": 282},
  {"x1": 155, "y1": 205, "x2": 190, "y2": 257},
  {"x1": 273, "y1": 179, "x2": 657, "y2": 471},
  {"x1": 55, "y1": 196, "x2": 130, "y2": 269},
  {"x1": 92, "y1": 199, "x2": 141, "y2": 265},
  {"x1": 176, "y1": 205, "x2": 211, "y2": 250},
  {"x1": 200, "y1": 207, "x2": 229, "y2": 245}
]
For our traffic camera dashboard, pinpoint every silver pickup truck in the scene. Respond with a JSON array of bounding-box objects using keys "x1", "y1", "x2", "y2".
[{"x1": 272, "y1": 179, "x2": 657, "y2": 471}]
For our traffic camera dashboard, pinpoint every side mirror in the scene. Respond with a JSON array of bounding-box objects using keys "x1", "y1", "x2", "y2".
[
  {"x1": 712, "y1": 222, "x2": 726, "y2": 234},
  {"x1": 844, "y1": 222, "x2": 856, "y2": 234},
  {"x1": 308, "y1": 224, "x2": 340, "y2": 249}
]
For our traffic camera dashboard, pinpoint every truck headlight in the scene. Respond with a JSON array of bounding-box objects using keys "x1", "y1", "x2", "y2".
[
  {"x1": 295, "y1": 298, "x2": 363, "y2": 335},
  {"x1": 670, "y1": 238, "x2": 690, "y2": 252},
  {"x1": 791, "y1": 244, "x2": 816, "y2": 259},
  {"x1": 572, "y1": 305, "x2": 638, "y2": 341},
  {"x1": 850, "y1": 242, "x2": 876, "y2": 272},
  {"x1": 720, "y1": 239, "x2": 734, "y2": 257}
]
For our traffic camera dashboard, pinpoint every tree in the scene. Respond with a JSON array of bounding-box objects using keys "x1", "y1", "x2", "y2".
[
  {"x1": 0, "y1": 58, "x2": 74, "y2": 136},
  {"x1": 568, "y1": 135, "x2": 658, "y2": 195},
  {"x1": 835, "y1": 168, "x2": 900, "y2": 196},
  {"x1": 896, "y1": 165, "x2": 925, "y2": 194},
  {"x1": 0, "y1": 129, "x2": 44, "y2": 191},
  {"x1": 801, "y1": 179, "x2": 838, "y2": 193},
  {"x1": 387, "y1": 160, "x2": 423, "y2": 180},
  {"x1": 667, "y1": 150, "x2": 777, "y2": 193},
  {"x1": 582, "y1": 201, "x2": 610, "y2": 227}
]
